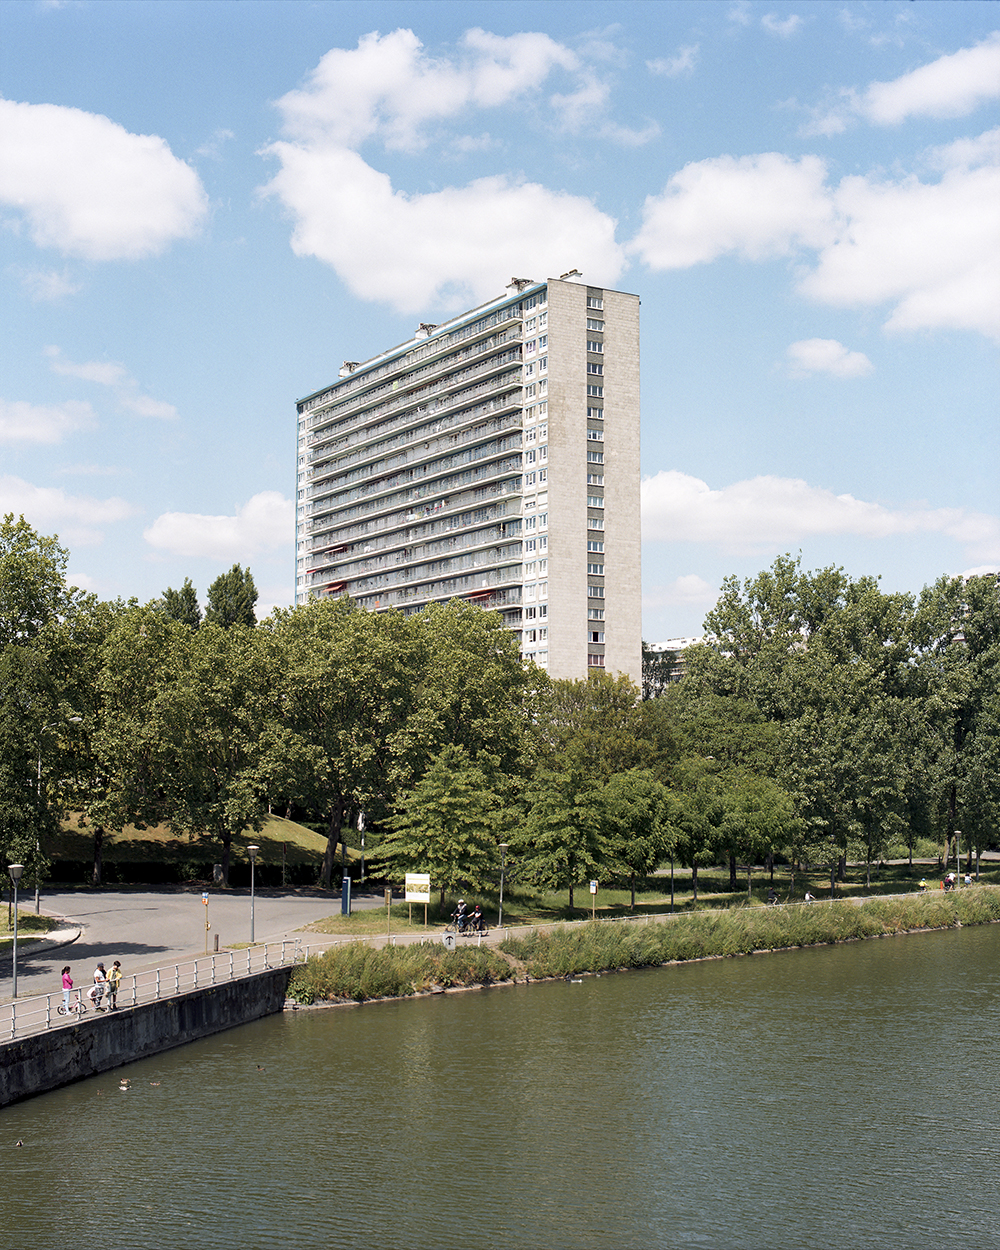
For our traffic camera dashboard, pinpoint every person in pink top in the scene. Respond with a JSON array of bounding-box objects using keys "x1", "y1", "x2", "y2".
[{"x1": 61, "y1": 966, "x2": 73, "y2": 1011}]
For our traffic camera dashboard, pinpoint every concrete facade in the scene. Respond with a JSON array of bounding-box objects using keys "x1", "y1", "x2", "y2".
[
  {"x1": 0, "y1": 967, "x2": 291, "y2": 1108},
  {"x1": 295, "y1": 276, "x2": 641, "y2": 685}
]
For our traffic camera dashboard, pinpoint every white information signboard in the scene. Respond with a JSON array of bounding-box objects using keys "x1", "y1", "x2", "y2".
[{"x1": 405, "y1": 872, "x2": 431, "y2": 903}]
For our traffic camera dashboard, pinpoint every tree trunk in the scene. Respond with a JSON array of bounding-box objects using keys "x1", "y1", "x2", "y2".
[
  {"x1": 630, "y1": 871, "x2": 636, "y2": 910},
  {"x1": 221, "y1": 830, "x2": 232, "y2": 887},
  {"x1": 92, "y1": 825, "x2": 104, "y2": 887},
  {"x1": 838, "y1": 853, "x2": 846, "y2": 882},
  {"x1": 728, "y1": 853, "x2": 737, "y2": 891},
  {"x1": 322, "y1": 797, "x2": 346, "y2": 890},
  {"x1": 691, "y1": 864, "x2": 698, "y2": 903},
  {"x1": 568, "y1": 882, "x2": 574, "y2": 909},
  {"x1": 767, "y1": 850, "x2": 774, "y2": 882}
]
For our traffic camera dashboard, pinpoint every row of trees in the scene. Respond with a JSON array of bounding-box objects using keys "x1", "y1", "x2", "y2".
[{"x1": 1, "y1": 513, "x2": 997, "y2": 904}]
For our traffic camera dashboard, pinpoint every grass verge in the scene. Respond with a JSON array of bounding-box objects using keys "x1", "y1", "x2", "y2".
[
  {"x1": 287, "y1": 942, "x2": 512, "y2": 1004},
  {"x1": 499, "y1": 887, "x2": 1000, "y2": 978}
]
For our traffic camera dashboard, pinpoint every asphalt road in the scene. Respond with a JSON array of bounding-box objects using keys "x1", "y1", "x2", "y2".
[{"x1": 1, "y1": 885, "x2": 383, "y2": 1001}]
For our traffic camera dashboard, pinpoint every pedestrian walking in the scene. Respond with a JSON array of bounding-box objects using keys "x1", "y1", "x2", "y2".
[
  {"x1": 61, "y1": 966, "x2": 73, "y2": 1011},
  {"x1": 106, "y1": 960, "x2": 122, "y2": 1010}
]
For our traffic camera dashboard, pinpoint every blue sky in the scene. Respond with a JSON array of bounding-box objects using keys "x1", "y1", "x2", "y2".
[{"x1": 2, "y1": 0, "x2": 997, "y2": 641}]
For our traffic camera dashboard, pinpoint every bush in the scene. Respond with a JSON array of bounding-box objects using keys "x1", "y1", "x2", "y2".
[{"x1": 287, "y1": 941, "x2": 511, "y2": 1004}]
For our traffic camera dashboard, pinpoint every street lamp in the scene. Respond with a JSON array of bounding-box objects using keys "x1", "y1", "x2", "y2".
[
  {"x1": 9, "y1": 864, "x2": 23, "y2": 998},
  {"x1": 498, "y1": 843, "x2": 509, "y2": 931},
  {"x1": 247, "y1": 845, "x2": 260, "y2": 944}
]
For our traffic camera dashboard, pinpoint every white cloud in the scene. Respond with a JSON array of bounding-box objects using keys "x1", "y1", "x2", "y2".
[
  {"x1": 0, "y1": 474, "x2": 137, "y2": 546},
  {"x1": 143, "y1": 491, "x2": 294, "y2": 561},
  {"x1": 630, "y1": 153, "x2": 834, "y2": 268},
  {"x1": 648, "y1": 46, "x2": 699, "y2": 78},
  {"x1": 785, "y1": 338, "x2": 873, "y2": 378},
  {"x1": 265, "y1": 145, "x2": 624, "y2": 314},
  {"x1": 0, "y1": 98, "x2": 207, "y2": 260},
  {"x1": 641, "y1": 471, "x2": 1000, "y2": 562},
  {"x1": 631, "y1": 134, "x2": 1000, "y2": 341},
  {"x1": 45, "y1": 346, "x2": 178, "y2": 418},
  {"x1": 861, "y1": 32, "x2": 1000, "y2": 124},
  {"x1": 19, "y1": 267, "x2": 81, "y2": 301},
  {"x1": 803, "y1": 34, "x2": 1000, "y2": 135},
  {"x1": 0, "y1": 397, "x2": 96, "y2": 443},
  {"x1": 263, "y1": 28, "x2": 641, "y2": 312},
  {"x1": 761, "y1": 13, "x2": 803, "y2": 38},
  {"x1": 643, "y1": 574, "x2": 718, "y2": 609}
]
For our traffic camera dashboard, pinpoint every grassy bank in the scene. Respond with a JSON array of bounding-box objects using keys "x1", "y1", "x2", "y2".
[
  {"x1": 288, "y1": 887, "x2": 1000, "y2": 1004},
  {"x1": 287, "y1": 942, "x2": 511, "y2": 1004},
  {"x1": 500, "y1": 888, "x2": 1000, "y2": 978}
]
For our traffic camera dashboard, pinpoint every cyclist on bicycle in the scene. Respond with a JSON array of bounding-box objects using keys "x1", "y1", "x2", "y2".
[
  {"x1": 452, "y1": 899, "x2": 468, "y2": 932},
  {"x1": 469, "y1": 904, "x2": 485, "y2": 932}
]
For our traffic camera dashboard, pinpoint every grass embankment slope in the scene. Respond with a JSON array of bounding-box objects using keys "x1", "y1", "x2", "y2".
[
  {"x1": 46, "y1": 813, "x2": 353, "y2": 882},
  {"x1": 287, "y1": 887, "x2": 1000, "y2": 1005}
]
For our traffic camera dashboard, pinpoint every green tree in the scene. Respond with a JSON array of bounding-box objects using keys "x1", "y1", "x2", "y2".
[
  {"x1": 160, "y1": 577, "x2": 201, "y2": 630},
  {"x1": 601, "y1": 769, "x2": 676, "y2": 908},
  {"x1": 537, "y1": 670, "x2": 645, "y2": 781},
  {"x1": 514, "y1": 763, "x2": 607, "y2": 909},
  {"x1": 378, "y1": 744, "x2": 500, "y2": 907},
  {"x1": 204, "y1": 564, "x2": 257, "y2": 629},
  {"x1": 641, "y1": 640, "x2": 679, "y2": 700}
]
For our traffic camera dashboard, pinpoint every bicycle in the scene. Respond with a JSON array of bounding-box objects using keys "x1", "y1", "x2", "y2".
[
  {"x1": 444, "y1": 916, "x2": 490, "y2": 937},
  {"x1": 57, "y1": 993, "x2": 88, "y2": 1016}
]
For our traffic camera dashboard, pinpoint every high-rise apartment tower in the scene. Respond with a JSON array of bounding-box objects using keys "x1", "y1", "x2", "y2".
[{"x1": 295, "y1": 275, "x2": 641, "y2": 684}]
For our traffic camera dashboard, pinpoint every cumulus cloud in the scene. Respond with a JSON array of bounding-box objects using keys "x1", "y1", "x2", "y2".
[
  {"x1": 804, "y1": 33, "x2": 1000, "y2": 135},
  {"x1": 0, "y1": 98, "x2": 207, "y2": 260},
  {"x1": 143, "y1": 491, "x2": 294, "y2": 561},
  {"x1": 785, "y1": 338, "x2": 873, "y2": 377},
  {"x1": 0, "y1": 398, "x2": 96, "y2": 444},
  {"x1": 263, "y1": 28, "x2": 635, "y2": 312},
  {"x1": 861, "y1": 32, "x2": 1000, "y2": 124},
  {"x1": 265, "y1": 145, "x2": 624, "y2": 314},
  {"x1": 761, "y1": 13, "x2": 803, "y2": 38},
  {"x1": 45, "y1": 346, "x2": 178, "y2": 419},
  {"x1": 0, "y1": 474, "x2": 137, "y2": 546},
  {"x1": 630, "y1": 153, "x2": 834, "y2": 268},
  {"x1": 648, "y1": 46, "x2": 699, "y2": 77},
  {"x1": 631, "y1": 134, "x2": 1000, "y2": 341},
  {"x1": 641, "y1": 471, "x2": 1000, "y2": 563}
]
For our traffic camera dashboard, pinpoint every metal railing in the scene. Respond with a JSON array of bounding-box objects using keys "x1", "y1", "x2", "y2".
[{"x1": 0, "y1": 939, "x2": 319, "y2": 1044}]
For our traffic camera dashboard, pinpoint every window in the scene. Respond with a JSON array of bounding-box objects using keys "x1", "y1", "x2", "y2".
[
  {"x1": 524, "y1": 606, "x2": 536, "y2": 620},
  {"x1": 587, "y1": 407, "x2": 603, "y2": 420},
  {"x1": 588, "y1": 584, "x2": 605, "y2": 597},
  {"x1": 538, "y1": 424, "x2": 548, "y2": 439},
  {"x1": 524, "y1": 562, "x2": 536, "y2": 577},
  {"x1": 587, "y1": 496, "x2": 604, "y2": 508},
  {"x1": 586, "y1": 362, "x2": 603, "y2": 375},
  {"x1": 538, "y1": 379, "x2": 547, "y2": 393},
  {"x1": 587, "y1": 428, "x2": 604, "y2": 440},
  {"x1": 587, "y1": 540, "x2": 604, "y2": 552},
  {"x1": 587, "y1": 473, "x2": 604, "y2": 486},
  {"x1": 524, "y1": 471, "x2": 536, "y2": 486},
  {"x1": 524, "y1": 363, "x2": 534, "y2": 377},
  {"x1": 587, "y1": 340, "x2": 604, "y2": 353},
  {"x1": 538, "y1": 604, "x2": 547, "y2": 618},
  {"x1": 538, "y1": 356, "x2": 547, "y2": 372},
  {"x1": 525, "y1": 630, "x2": 537, "y2": 644},
  {"x1": 538, "y1": 401, "x2": 547, "y2": 416},
  {"x1": 539, "y1": 312, "x2": 547, "y2": 327},
  {"x1": 538, "y1": 512, "x2": 548, "y2": 528},
  {"x1": 588, "y1": 608, "x2": 605, "y2": 620},
  {"x1": 538, "y1": 469, "x2": 547, "y2": 483},
  {"x1": 524, "y1": 515, "x2": 536, "y2": 530},
  {"x1": 539, "y1": 444, "x2": 547, "y2": 460},
  {"x1": 587, "y1": 450, "x2": 604, "y2": 463},
  {"x1": 526, "y1": 427, "x2": 536, "y2": 443},
  {"x1": 588, "y1": 654, "x2": 606, "y2": 667},
  {"x1": 538, "y1": 535, "x2": 547, "y2": 550},
  {"x1": 525, "y1": 317, "x2": 537, "y2": 332},
  {"x1": 539, "y1": 335, "x2": 547, "y2": 348},
  {"x1": 539, "y1": 627, "x2": 548, "y2": 641},
  {"x1": 525, "y1": 383, "x2": 536, "y2": 398},
  {"x1": 590, "y1": 630, "x2": 604, "y2": 643},
  {"x1": 525, "y1": 339, "x2": 536, "y2": 354},
  {"x1": 587, "y1": 296, "x2": 604, "y2": 309},
  {"x1": 525, "y1": 450, "x2": 536, "y2": 464},
  {"x1": 586, "y1": 318, "x2": 605, "y2": 331},
  {"x1": 524, "y1": 538, "x2": 536, "y2": 553},
  {"x1": 587, "y1": 563, "x2": 604, "y2": 575},
  {"x1": 587, "y1": 384, "x2": 603, "y2": 397},
  {"x1": 539, "y1": 559, "x2": 548, "y2": 573},
  {"x1": 588, "y1": 517, "x2": 604, "y2": 530}
]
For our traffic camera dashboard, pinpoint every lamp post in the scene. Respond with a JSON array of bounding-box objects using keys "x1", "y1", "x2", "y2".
[
  {"x1": 9, "y1": 864, "x2": 23, "y2": 998},
  {"x1": 247, "y1": 845, "x2": 259, "y2": 944},
  {"x1": 498, "y1": 843, "x2": 509, "y2": 931}
]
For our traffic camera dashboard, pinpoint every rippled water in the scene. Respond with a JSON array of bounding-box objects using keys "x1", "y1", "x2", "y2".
[{"x1": 4, "y1": 924, "x2": 999, "y2": 1249}]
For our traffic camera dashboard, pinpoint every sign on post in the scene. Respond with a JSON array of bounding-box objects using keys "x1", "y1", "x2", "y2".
[
  {"x1": 590, "y1": 880, "x2": 598, "y2": 922},
  {"x1": 405, "y1": 872, "x2": 431, "y2": 926}
]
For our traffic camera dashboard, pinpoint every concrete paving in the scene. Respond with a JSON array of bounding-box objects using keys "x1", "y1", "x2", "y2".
[{"x1": 0, "y1": 885, "x2": 382, "y2": 1000}]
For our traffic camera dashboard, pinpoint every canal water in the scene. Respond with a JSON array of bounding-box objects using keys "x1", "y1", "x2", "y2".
[{"x1": 4, "y1": 924, "x2": 998, "y2": 1250}]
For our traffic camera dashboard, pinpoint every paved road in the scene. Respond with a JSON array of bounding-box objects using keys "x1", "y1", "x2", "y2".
[{"x1": 1, "y1": 886, "x2": 382, "y2": 1001}]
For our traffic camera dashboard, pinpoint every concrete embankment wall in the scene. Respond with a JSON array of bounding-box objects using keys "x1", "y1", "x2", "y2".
[{"x1": 0, "y1": 966, "x2": 292, "y2": 1108}]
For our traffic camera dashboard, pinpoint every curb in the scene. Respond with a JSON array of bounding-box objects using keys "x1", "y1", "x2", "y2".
[{"x1": 0, "y1": 926, "x2": 82, "y2": 965}]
